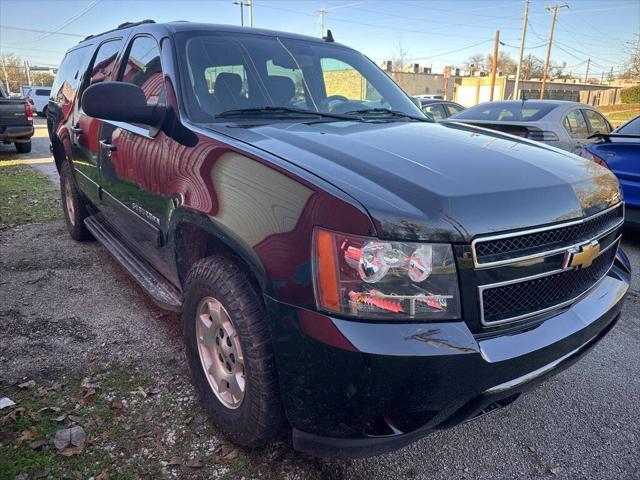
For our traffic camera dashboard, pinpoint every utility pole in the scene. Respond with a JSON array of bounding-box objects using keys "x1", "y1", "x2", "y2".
[
  {"x1": 233, "y1": 1, "x2": 244, "y2": 26},
  {"x1": 489, "y1": 30, "x2": 500, "y2": 101},
  {"x1": 24, "y1": 60, "x2": 32, "y2": 86},
  {"x1": 247, "y1": 0, "x2": 253, "y2": 27},
  {"x1": 540, "y1": 3, "x2": 569, "y2": 100},
  {"x1": 584, "y1": 58, "x2": 590, "y2": 83},
  {"x1": 318, "y1": 8, "x2": 326, "y2": 37},
  {"x1": 608, "y1": 66, "x2": 613, "y2": 83},
  {"x1": 513, "y1": 0, "x2": 529, "y2": 100}
]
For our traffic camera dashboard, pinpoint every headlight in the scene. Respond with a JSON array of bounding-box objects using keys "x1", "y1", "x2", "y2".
[{"x1": 312, "y1": 228, "x2": 460, "y2": 320}]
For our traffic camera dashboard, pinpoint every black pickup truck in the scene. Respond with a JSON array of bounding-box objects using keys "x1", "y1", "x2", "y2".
[{"x1": 0, "y1": 84, "x2": 34, "y2": 153}]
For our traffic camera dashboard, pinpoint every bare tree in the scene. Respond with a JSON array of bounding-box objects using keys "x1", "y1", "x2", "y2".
[
  {"x1": 392, "y1": 37, "x2": 409, "y2": 72},
  {"x1": 465, "y1": 53, "x2": 486, "y2": 74},
  {"x1": 31, "y1": 72, "x2": 55, "y2": 86},
  {"x1": 485, "y1": 51, "x2": 517, "y2": 75},
  {"x1": 623, "y1": 34, "x2": 640, "y2": 78},
  {"x1": 0, "y1": 53, "x2": 28, "y2": 93}
]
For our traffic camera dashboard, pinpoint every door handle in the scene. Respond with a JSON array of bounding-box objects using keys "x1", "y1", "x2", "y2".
[
  {"x1": 72, "y1": 126, "x2": 83, "y2": 135},
  {"x1": 99, "y1": 140, "x2": 117, "y2": 152}
]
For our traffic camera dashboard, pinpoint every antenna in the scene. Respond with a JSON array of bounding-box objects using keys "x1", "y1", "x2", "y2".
[{"x1": 323, "y1": 29, "x2": 334, "y2": 43}]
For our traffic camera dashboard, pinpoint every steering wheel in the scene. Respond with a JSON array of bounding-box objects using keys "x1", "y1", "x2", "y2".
[{"x1": 322, "y1": 95, "x2": 350, "y2": 111}]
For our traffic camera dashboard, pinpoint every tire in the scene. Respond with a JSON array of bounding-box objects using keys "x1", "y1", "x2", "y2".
[
  {"x1": 60, "y1": 161, "x2": 92, "y2": 241},
  {"x1": 182, "y1": 255, "x2": 284, "y2": 448},
  {"x1": 15, "y1": 141, "x2": 31, "y2": 154}
]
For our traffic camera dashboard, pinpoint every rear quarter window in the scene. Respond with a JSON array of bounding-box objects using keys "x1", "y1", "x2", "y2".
[
  {"x1": 35, "y1": 89, "x2": 51, "y2": 96},
  {"x1": 50, "y1": 46, "x2": 92, "y2": 104}
]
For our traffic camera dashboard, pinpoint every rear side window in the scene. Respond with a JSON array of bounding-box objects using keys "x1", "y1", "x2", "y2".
[
  {"x1": 616, "y1": 116, "x2": 640, "y2": 135},
  {"x1": 89, "y1": 40, "x2": 123, "y2": 85},
  {"x1": 35, "y1": 89, "x2": 51, "y2": 96},
  {"x1": 50, "y1": 46, "x2": 91, "y2": 103},
  {"x1": 563, "y1": 110, "x2": 589, "y2": 139},
  {"x1": 120, "y1": 36, "x2": 164, "y2": 105},
  {"x1": 454, "y1": 102, "x2": 556, "y2": 122},
  {"x1": 446, "y1": 103, "x2": 464, "y2": 116},
  {"x1": 583, "y1": 109, "x2": 611, "y2": 134}
]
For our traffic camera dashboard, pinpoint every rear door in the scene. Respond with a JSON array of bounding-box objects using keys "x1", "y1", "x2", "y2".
[
  {"x1": 71, "y1": 38, "x2": 124, "y2": 203},
  {"x1": 562, "y1": 108, "x2": 590, "y2": 155},
  {"x1": 97, "y1": 34, "x2": 169, "y2": 269}
]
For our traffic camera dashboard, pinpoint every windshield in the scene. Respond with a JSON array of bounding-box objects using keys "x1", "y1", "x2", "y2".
[
  {"x1": 175, "y1": 32, "x2": 424, "y2": 122},
  {"x1": 452, "y1": 102, "x2": 557, "y2": 122}
]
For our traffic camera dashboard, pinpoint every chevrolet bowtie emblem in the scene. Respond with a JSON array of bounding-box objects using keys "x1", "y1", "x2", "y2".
[{"x1": 564, "y1": 240, "x2": 600, "y2": 269}]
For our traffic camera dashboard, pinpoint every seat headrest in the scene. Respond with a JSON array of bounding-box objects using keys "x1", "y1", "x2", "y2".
[
  {"x1": 214, "y1": 72, "x2": 243, "y2": 96},
  {"x1": 266, "y1": 75, "x2": 295, "y2": 105}
]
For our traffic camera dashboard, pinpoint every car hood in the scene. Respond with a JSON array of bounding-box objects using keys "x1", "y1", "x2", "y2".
[{"x1": 206, "y1": 120, "x2": 621, "y2": 242}]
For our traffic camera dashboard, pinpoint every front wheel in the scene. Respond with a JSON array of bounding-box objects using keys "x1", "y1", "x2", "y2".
[
  {"x1": 182, "y1": 255, "x2": 284, "y2": 448},
  {"x1": 15, "y1": 141, "x2": 31, "y2": 154}
]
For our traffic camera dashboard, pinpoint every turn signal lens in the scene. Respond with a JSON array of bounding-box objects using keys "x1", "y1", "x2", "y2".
[{"x1": 312, "y1": 228, "x2": 460, "y2": 320}]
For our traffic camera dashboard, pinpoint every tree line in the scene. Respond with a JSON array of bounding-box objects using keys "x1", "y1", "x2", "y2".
[{"x1": 1, "y1": 53, "x2": 55, "y2": 94}]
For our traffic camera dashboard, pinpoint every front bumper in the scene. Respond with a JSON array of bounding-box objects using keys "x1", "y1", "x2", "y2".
[
  {"x1": 0, "y1": 125, "x2": 34, "y2": 142},
  {"x1": 266, "y1": 261, "x2": 630, "y2": 458}
]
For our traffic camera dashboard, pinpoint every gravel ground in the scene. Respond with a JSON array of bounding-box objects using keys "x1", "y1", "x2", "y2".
[{"x1": 1, "y1": 120, "x2": 639, "y2": 479}]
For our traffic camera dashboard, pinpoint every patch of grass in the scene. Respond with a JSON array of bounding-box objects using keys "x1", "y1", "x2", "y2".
[{"x1": 0, "y1": 165, "x2": 61, "y2": 228}]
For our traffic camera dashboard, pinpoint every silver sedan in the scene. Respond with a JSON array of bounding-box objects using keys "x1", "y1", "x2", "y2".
[{"x1": 447, "y1": 100, "x2": 613, "y2": 156}]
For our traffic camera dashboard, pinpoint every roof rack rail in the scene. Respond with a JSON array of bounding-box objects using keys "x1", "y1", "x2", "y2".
[{"x1": 81, "y1": 19, "x2": 156, "y2": 42}]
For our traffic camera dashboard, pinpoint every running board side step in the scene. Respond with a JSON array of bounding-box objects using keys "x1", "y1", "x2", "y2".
[{"x1": 85, "y1": 215, "x2": 182, "y2": 311}]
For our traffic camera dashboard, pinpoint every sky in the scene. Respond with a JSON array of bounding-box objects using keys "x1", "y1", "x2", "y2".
[{"x1": 0, "y1": 0, "x2": 638, "y2": 80}]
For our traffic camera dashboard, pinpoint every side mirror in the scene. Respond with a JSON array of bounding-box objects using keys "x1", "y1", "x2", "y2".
[{"x1": 81, "y1": 81, "x2": 164, "y2": 126}]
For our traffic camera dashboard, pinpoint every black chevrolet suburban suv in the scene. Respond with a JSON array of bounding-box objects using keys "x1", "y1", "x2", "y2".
[{"x1": 47, "y1": 20, "x2": 631, "y2": 457}]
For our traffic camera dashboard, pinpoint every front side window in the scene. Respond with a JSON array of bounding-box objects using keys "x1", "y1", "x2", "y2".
[
  {"x1": 583, "y1": 109, "x2": 611, "y2": 134},
  {"x1": 445, "y1": 103, "x2": 464, "y2": 116},
  {"x1": 89, "y1": 40, "x2": 123, "y2": 85},
  {"x1": 176, "y1": 32, "x2": 422, "y2": 122},
  {"x1": 120, "y1": 36, "x2": 163, "y2": 105},
  {"x1": 563, "y1": 110, "x2": 589, "y2": 139}
]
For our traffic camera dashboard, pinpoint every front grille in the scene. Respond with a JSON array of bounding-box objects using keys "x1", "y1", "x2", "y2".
[
  {"x1": 480, "y1": 242, "x2": 618, "y2": 325},
  {"x1": 474, "y1": 204, "x2": 623, "y2": 265}
]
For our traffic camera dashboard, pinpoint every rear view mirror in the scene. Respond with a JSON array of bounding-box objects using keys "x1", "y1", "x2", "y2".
[{"x1": 81, "y1": 81, "x2": 164, "y2": 126}]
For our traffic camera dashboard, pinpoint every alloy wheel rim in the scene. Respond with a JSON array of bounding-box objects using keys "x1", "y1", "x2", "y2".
[
  {"x1": 195, "y1": 297, "x2": 245, "y2": 409},
  {"x1": 64, "y1": 178, "x2": 75, "y2": 226}
]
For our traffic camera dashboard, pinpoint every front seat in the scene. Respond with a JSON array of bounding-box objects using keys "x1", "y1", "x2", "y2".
[
  {"x1": 266, "y1": 75, "x2": 296, "y2": 106},
  {"x1": 214, "y1": 72, "x2": 248, "y2": 111}
]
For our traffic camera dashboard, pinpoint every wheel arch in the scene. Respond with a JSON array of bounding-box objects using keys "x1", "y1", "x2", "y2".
[{"x1": 169, "y1": 210, "x2": 273, "y2": 298}]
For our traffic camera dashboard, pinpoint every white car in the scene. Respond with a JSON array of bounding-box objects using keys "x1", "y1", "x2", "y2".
[{"x1": 25, "y1": 87, "x2": 51, "y2": 116}]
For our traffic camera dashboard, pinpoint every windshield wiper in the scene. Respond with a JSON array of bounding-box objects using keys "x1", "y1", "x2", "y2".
[
  {"x1": 216, "y1": 106, "x2": 360, "y2": 121},
  {"x1": 343, "y1": 108, "x2": 432, "y2": 122}
]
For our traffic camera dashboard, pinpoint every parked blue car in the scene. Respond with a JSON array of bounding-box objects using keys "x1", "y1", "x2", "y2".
[{"x1": 582, "y1": 114, "x2": 640, "y2": 227}]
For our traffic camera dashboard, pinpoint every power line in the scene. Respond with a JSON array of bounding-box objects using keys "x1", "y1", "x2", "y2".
[
  {"x1": 9, "y1": 0, "x2": 99, "y2": 45},
  {"x1": 0, "y1": 26, "x2": 85, "y2": 38},
  {"x1": 407, "y1": 39, "x2": 493, "y2": 62}
]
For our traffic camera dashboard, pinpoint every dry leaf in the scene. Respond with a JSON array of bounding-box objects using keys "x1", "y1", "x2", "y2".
[
  {"x1": 68, "y1": 415, "x2": 83, "y2": 424},
  {"x1": 131, "y1": 386, "x2": 147, "y2": 398},
  {"x1": 29, "y1": 439, "x2": 48, "y2": 450},
  {"x1": 146, "y1": 387, "x2": 161, "y2": 395},
  {"x1": 2, "y1": 407, "x2": 25, "y2": 424},
  {"x1": 185, "y1": 458, "x2": 204, "y2": 468},
  {"x1": 18, "y1": 380, "x2": 35, "y2": 389},
  {"x1": 54, "y1": 413, "x2": 67, "y2": 422},
  {"x1": 95, "y1": 469, "x2": 109, "y2": 480},
  {"x1": 167, "y1": 456, "x2": 182, "y2": 466},
  {"x1": 60, "y1": 445, "x2": 84, "y2": 456},
  {"x1": 212, "y1": 443, "x2": 239, "y2": 463},
  {"x1": 17, "y1": 429, "x2": 38, "y2": 446},
  {"x1": 110, "y1": 399, "x2": 125, "y2": 411},
  {"x1": 37, "y1": 387, "x2": 49, "y2": 397}
]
